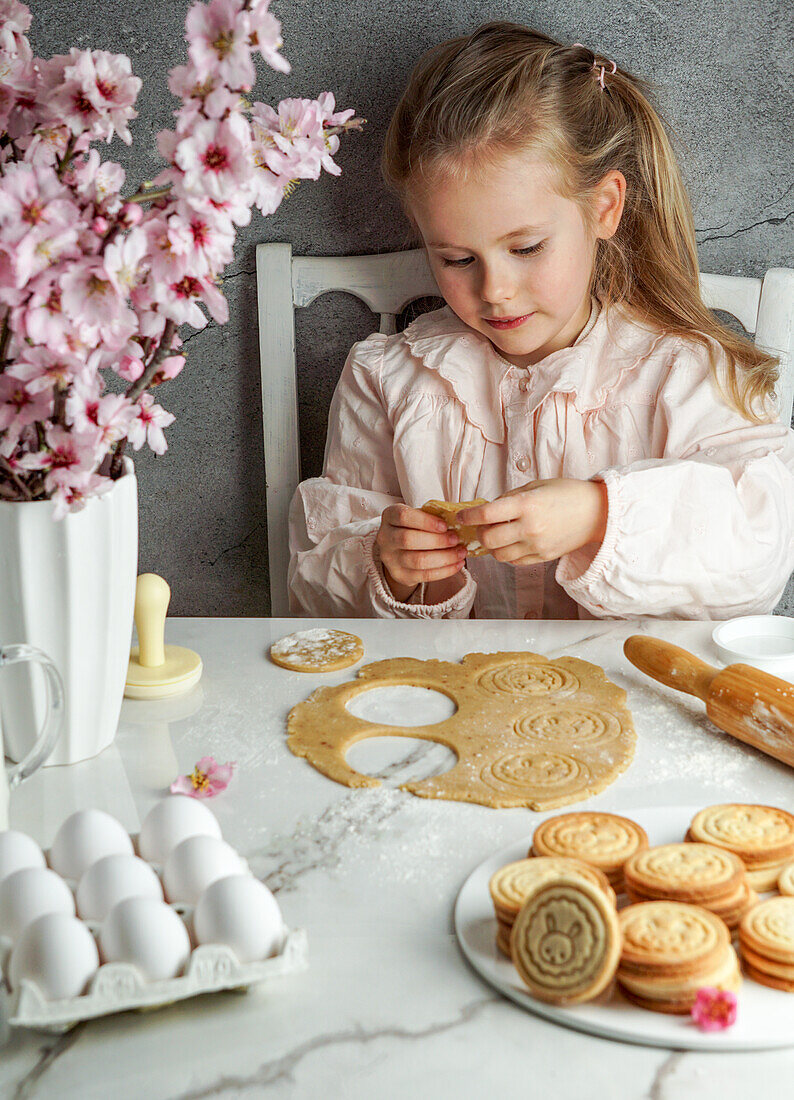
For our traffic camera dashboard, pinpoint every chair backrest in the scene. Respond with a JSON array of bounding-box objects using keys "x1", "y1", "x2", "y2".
[{"x1": 256, "y1": 243, "x2": 794, "y2": 616}]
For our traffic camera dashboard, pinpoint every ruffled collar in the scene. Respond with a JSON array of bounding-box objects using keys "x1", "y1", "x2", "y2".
[{"x1": 402, "y1": 300, "x2": 665, "y2": 443}]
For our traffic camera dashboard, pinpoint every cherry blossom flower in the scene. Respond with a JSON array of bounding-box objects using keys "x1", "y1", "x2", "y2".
[
  {"x1": 174, "y1": 113, "x2": 253, "y2": 202},
  {"x1": 247, "y1": 0, "x2": 290, "y2": 74},
  {"x1": 185, "y1": 0, "x2": 255, "y2": 89},
  {"x1": 170, "y1": 755, "x2": 235, "y2": 798},
  {"x1": 127, "y1": 392, "x2": 176, "y2": 455},
  {"x1": 41, "y1": 49, "x2": 141, "y2": 144},
  {"x1": 5, "y1": 345, "x2": 82, "y2": 393},
  {"x1": 49, "y1": 468, "x2": 113, "y2": 519},
  {"x1": 0, "y1": 372, "x2": 52, "y2": 429},
  {"x1": 691, "y1": 988, "x2": 737, "y2": 1031}
]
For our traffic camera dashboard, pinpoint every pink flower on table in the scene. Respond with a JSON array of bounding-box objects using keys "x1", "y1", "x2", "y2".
[
  {"x1": 185, "y1": 0, "x2": 255, "y2": 89},
  {"x1": 0, "y1": 372, "x2": 52, "y2": 430},
  {"x1": 691, "y1": 988, "x2": 737, "y2": 1031},
  {"x1": 170, "y1": 756, "x2": 235, "y2": 799},
  {"x1": 127, "y1": 392, "x2": 175, "y2": 455},
  {"x1": 174, "y1": 113, "x2": 253, "y2": 203}
]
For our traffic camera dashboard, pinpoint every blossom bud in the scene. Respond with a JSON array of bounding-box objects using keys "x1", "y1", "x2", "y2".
[
  {"x1": 92, "y1": 216, "x2": 109, "y2": 235},
  {"x1": 121, "y1": 203, "x2": 143, "y2": 226}
]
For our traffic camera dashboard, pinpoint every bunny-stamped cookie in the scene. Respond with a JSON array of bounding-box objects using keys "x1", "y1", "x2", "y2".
[{"x1": 509, "y1": 876, "x2": 622, "y2": 1004}]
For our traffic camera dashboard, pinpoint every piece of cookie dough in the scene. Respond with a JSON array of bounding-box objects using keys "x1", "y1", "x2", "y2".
[
  {"x1": 422, "y1": 499, "x2": 490, "y2": 556},
  {"x1": 270, "y1": 628, "x2": 364, "y2": 672}
]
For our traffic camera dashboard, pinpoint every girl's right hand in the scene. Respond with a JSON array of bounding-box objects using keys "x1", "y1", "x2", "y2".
[{"x1": 376, "y1": 504, "x2": 468, "y2": 601}]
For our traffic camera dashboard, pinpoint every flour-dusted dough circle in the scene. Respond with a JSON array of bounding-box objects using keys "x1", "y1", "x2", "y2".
[
  {"x1": 286, "y1": 650, "x2": 636, "y2": 810},
  {"x1": 509, "y1": 877, "x2": 622, "y2": 1004},
  {"x1": 270, "y1": 629, "x2": 364, "y2": 673},
  {"x1": 514, "y1": 707, "x2": 621, "y2": 747}
]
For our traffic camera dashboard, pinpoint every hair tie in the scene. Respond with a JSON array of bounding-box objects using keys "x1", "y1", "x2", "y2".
[{"x1": 571, "y1": 43, "x2": 617, "y2": 89}]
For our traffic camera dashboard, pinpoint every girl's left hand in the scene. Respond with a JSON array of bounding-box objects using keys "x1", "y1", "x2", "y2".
[{"x1": 456, "y1": 479, "x2": 608, "y2": 565}]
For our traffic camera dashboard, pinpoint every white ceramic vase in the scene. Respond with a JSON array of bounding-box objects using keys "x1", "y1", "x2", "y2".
[{"x1": 0, "y1": 459, "x2": 138, "y2": 765}]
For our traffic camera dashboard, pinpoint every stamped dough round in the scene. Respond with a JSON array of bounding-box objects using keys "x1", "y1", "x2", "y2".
[{"x1": 270, "y1": 628, "x2": 364, "y2": 672}]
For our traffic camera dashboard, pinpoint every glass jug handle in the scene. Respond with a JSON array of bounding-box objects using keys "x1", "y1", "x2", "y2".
[{"x1": 1, "y1": 644, "x2": 64, "y2": 789}]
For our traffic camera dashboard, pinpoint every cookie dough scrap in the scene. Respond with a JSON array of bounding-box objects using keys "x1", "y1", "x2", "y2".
[
  {"x1": 286, "y1": 650, "x2": 637, "y2": 810},
  {"x1": 422, "y1": 499, "x2": 490, "y2": 556},
  {"x1": 270, "y1": 628, "x2": 364, "y2": 672}
]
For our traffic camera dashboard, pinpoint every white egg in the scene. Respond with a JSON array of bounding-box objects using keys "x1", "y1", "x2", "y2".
[
  {"x1": 9, "y1": 912, "x2": 99, "y2": 1000},
  {"x1": 76, "y1": 854, "x2": 163, "y2": 921},
  {"x1": 49, "y1": 809, "x2": 133, "y2": 881},
  {"x1": 0, "y1": 830, "x2": 46, "y2": 885},
  {"x1": 99, "y1": 896, "x2": 191, "y2": 981},
  {"x1": 138, "y1": 796, "x2": 222, "y2": 864},
  {"x1": 0, "y1": 867, "x2": 75, "y2": 942},
  {"x1": 163, "y1": 835, "x2": 243, "y2": 905},
  {"x1": 194, "y1": 874, "x2": 284, "y2": 963}
]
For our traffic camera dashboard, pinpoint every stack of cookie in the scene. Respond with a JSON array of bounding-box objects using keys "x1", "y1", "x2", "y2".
[
  {"x1": 532, "y1": 811, "x2": 649, "y2": 893},
  {"x1": 617, "y1": 900, "x2": 741, "y2": 1014},
  {"x1": 687, "y1": 804, "x2": 794, "y2": 891},
  {"x1": 623, "y1": 843, "x2": 758, "y2": 931},
  {"x1": 738, "y1": 896, "x2": 794, "y2": 991},
  {"x1": 510, "y1": 876, "x2": 622, "y2": 1005},
  {"x1": 489, "y1": 857, "x2": 616, "y2": 956}
]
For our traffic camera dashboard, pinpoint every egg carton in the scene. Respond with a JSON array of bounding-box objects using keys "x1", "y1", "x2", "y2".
[{"x1": 2, "y1": 926, "x2": 308, "y2": 1033}]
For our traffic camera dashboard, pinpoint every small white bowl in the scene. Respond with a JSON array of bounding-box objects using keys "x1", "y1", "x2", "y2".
[{"x1": 712, "y1": 615, "x2": 794, "y2": 681}]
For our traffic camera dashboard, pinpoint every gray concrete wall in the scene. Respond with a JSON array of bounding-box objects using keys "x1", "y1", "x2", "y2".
[{"x1": 32, "y1": 1, "x2": 793, "y2": 615}]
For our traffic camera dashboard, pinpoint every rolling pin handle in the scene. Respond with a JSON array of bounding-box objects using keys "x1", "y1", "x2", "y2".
[{"x1": 623, "y1": 635, "x2": 718, "y2": 704}]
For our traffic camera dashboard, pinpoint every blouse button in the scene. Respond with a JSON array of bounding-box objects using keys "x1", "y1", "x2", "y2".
[
  {"x1": 515, "y1": 455, "x2": 531, "y2": 473},
  {"x1": 519, "y1": 377, "x2": 529, "y2": 393}
]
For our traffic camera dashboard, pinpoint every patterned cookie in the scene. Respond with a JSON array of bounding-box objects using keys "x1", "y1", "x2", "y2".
[
  {"x1": 618, "y1": 942, "x2": 741, "y2": 1000},
  {"x1": 745, "y1": 863, "x2": 790, "y2": 892},
  {"x1": 620, "y1": 950, "x2": 741, "y2": 1014},
  {"x1": 618, "y1": 901, "x2": 730, "y2": 976},
  {"x1": 489, "y1": 857, "x2": 616, "y2": 918},
  {"x1": 421, "y1": 499, "x2": 490, "y2": 556},
  {"x1": 688, "y1": 804, "x2": 794, "y2": 867},
  {"x1": 623, "y1": 844, "x2": 745, "y2": 904},
  {"x1": 509, "y1": 877, "x2": 622, "y2": 1004},
  {"x1": 740, "y1": 942, "x2": 794, "y2": 982},
  {"x1": 532, "y1": 812, "x2": 648, "y2": 880},
  {"x1": 739, "y1": 896, "x2": 794, "y2": 964},
  {"x1": 778, "y1": 862, "x2": 794, "y2": 896},
  {"x1": 269, "y1": 629, "x2": 364, "y2": 672}
]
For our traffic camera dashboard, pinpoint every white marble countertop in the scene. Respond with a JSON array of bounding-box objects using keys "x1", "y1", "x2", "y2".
[{"x1": 2, "y1": 617, "x2": 794, "y2": 1099}]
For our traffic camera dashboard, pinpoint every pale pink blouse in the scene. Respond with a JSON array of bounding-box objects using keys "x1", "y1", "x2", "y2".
[{"x1": 288, "y1": 300, "x2": 794, "y2": 620}]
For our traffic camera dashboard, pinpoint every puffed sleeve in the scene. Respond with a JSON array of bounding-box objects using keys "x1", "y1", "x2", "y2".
[
  {"x1": 557, "y1": 339, "x2": 794, "y2": 618},
  {"x1": 288, "y1": 334, "x2": 476, "y2": 618}
]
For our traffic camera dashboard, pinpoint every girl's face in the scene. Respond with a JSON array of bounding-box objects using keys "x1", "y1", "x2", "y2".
[{"x1": 408, "y1": 148, "x2": 624, "y2": 369}]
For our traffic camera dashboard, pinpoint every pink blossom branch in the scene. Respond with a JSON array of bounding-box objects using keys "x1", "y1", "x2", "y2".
[
  {"x1": 109, "y1": 319, "x2": 178, "y2": 478},
  {"x1": 0, "y1": 313, "x2": 10, "y2": 371}
]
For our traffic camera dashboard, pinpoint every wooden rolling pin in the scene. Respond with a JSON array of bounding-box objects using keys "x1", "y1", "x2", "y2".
[{"x1": 623, "y1": 635, "x2": 794, "y2": 768}]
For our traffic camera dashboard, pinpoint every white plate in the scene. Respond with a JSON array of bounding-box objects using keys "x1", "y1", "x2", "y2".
[{"x1": 454, "y1": 804, "x2": 794, "y2": 1051}]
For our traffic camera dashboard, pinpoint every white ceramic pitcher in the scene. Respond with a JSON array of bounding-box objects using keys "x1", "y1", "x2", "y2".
[{"x1": 0, "y1": 644, "x2": 64, "y2": 829}]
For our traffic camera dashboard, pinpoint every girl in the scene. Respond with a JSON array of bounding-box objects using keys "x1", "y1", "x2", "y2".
[{"x1": 288, "y1": 23, "x2": 794, "y2": 620}]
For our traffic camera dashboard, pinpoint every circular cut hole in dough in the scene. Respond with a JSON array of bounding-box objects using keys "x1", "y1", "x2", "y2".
[
  {"x1": 345, "y1": 685, "x2": 457, "y2": 726},
  {"x1": 346, "y1": 736, "x2": 458, "y2": 785}
]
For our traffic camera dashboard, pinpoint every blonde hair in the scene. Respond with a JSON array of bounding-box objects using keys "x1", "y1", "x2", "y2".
[{"x1": 381, "y1": 23, "x2": 778, "y2": 422}]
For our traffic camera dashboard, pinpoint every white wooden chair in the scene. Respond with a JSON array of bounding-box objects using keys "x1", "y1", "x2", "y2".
[{"x1": 256, "y1": 243, "x2": 794, "y2": 616}]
